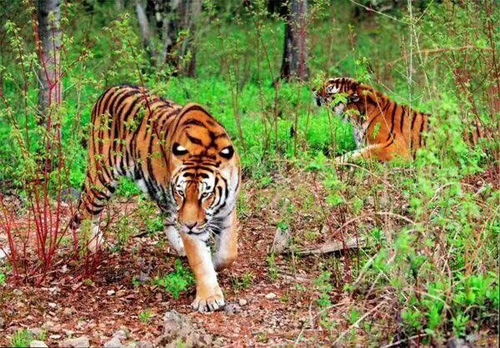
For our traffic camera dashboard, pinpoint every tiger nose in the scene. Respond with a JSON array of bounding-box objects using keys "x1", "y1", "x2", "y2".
[{"x1": 185, "y1": 222, "x2": 197, "y2": 231}]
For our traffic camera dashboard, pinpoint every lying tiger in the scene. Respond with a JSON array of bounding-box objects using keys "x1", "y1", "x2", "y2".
[
  {"x1": 70, "y1": 85, "x2": 241, "y2": 312},
  {"x1": 315, "y1": 77, "x2": 431, "y2": 162}
]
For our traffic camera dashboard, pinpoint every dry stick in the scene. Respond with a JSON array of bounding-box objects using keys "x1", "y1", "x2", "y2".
[
  {"x1": 296, "y1": 237, "x2": 366, "y2": 256},
  {"x1": 382, "y1": 334, "x2": 427, "y2": 348},
  {"x1": 374, "y1": 211, "x2": 415, "y2": 225},
  {"x1": 332, "y1": 300, "x2": 386, "y2": 345}
]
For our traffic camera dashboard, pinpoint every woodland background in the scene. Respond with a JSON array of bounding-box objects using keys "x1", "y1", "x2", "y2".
[{"x1": 0, "y1": 0, "x2": 498, "y2": 346}]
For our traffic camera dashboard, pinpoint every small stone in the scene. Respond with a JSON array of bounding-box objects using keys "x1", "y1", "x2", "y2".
[
  {"x1": 49, "y1": 334, "x2": 62, "y2": 340},
  {"x1": 30, "y1": 340, "x2": 48, "y2": 348},
  {"x1": 136, "y1": 342, "x2": 153, "y2": 348},
  {"x1": 265, "y1": 292, "x2": 277, "y2": 299},
  {"x1": 224, "y1": 303, "x2": 241, "y2": 315},
  {"x1": 0, "y1": 247, "x2": 9, "y2": 261},
  {"x1": 107, "y1": 290, "x2": 115, "y2": 296},
  {"x1": 139, "y1": 271, "x2": 150, "y2": 283},
  {"x1": 113, "y1": 329, "x2": 128, "y2": 341},
  {"x1": 29, "y1": 328, "x2": 43, "y2": 337},
  {"x1": 447, "y1": 338, "x2": 470, "y2": 348},
  {"x1": 238, "y1": 299, "x2": 248, "y2": 306},
  {"x1": 42, "y1": 321, "x2": 61, "y2": 333},
  {"x1": 62, "y1": 307, "x2": 75, "y2": 317},
  {"x1": 63, "y1": 329, "x2": 75, "y2": 337},
  {"x1": 104, "y1": 336, "x2": 123, "y2": 348},
  {"x1": 48, "y1": 302, "x2": 57, "y2": 309},
  {"x1": 60, "y1": 336, "x2": 90, "y2": 348}
]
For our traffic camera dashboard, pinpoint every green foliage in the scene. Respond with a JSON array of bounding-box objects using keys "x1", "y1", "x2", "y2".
[
  {"x1": 315, "y1": 271, "x2": 333, "y2": 309},
  {"x1": 233, "y1": 272, "x2": 256, "y2": 291},
  {"x1": 10, "y1": 329, "x2": 33, "y2": 348},
  {"x1": 154, "y1": 260, "x2": 195, "y2": 300},
  {"x1": 0, "y1": 273, "x2": 6, "y2": 286},
  {"x1": 266, "y1": 253, "x2": 279, "y2": 281},
  {"x1": 138, "y1": 309, "x2": 154, "y2": 324}
]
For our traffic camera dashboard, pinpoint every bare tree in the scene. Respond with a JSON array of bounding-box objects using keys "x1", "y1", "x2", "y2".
[
  {"x1": 281, "y1": 0, "x2": 310, "y2": 81},
  {"x1": 135, "y1": 0, "x2": 202, "y2": 76},
  {"x1": 36, "y1": 0, "x2": 63, "y2": 118}
]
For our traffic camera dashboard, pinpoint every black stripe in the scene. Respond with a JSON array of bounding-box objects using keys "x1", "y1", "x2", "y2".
[
  {"x1": 410, "y1": 110, "x2": 418, "y2": 131},
  {"x1": 419, "y1": 116, "x2": 426, "y2": 148},
  {"x1": 182, "y1": 119, "x2": 205, "y2": 127},
  {"x1": 400, "y1": 106, "x2": 406, "y2": 134},
  {"x1": 383, "y1": 139, "x2": 394, "y2": 148},
  {"x1": 187, "y1": 134, "x2": 203, "y2": 145},
  {"x1": 386, "y1": 103, "x2": 399, "y2": 141}
]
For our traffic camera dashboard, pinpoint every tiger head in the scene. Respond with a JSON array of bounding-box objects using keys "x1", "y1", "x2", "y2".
[
  {"x1": 168, "y1": 104, "x2": 240, "y2": 235},
  {"x1": 314, "y1": 77, "x2": 363, "y2": 120}
]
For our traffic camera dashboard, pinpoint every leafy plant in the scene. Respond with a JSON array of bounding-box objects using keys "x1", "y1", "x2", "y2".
[
  {"x1": 139, "y1": 309, "x2": 155, "y2": 324},
  {"x1": 154, "y1": 260, "x2": 195, "y2": 300}
]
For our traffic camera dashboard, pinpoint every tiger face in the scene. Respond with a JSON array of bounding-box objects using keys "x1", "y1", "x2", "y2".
[
  {"x1": 315, "y1": 77, "x2": 361, "y2": 119},
  {"x1": 169, "y1": 106, "x2": 239, "y2": 236}
]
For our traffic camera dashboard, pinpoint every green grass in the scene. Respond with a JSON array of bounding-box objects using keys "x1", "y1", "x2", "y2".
[{"x1": 10, "y1": 329, "x2": 32, "y2": 348}]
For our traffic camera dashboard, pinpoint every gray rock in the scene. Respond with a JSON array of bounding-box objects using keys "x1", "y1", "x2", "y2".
[
  {"x1": 136, "y1": 341, "x2": 153, "y2": 348},
  {"x1": 0, "y1": 247, "x2": 9, "y2": 261},
  {"x1": 447, "y1": 338, "x2": 470, "y2": 348},
  {"x1": 28, "y1": 328, "x2": 44, "y2": 338},
  {"x1": 104, "y1": 337, "x2": 123, "y2": 348},
  {"x1": 156, "y1": 310, "x2": 212, "y2": 347},
  {"x1": 224, "y1": 303, "x2": 241, "y2": 315},
  {"x1": 113, "y1": 329, "x2": 128, "y2": 341},
  {"x1": 60, "y1": 336, "x2": 90, "y2": 348},
  {"x1": 30, "y1": 340, "x2": 48, "y2": 348},
  {"x1": 265, "y1": 292, "x2": 277, "y2": 299}
]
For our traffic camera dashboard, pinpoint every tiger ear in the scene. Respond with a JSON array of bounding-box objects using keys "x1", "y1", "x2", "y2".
[{"x1": 351, "y1": 93, "x2": 360, "y2": 102}]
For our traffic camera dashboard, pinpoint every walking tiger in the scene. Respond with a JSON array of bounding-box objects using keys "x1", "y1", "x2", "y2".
[{"x1": 70, "y1": 85, "x2": 241, "y2": 312}]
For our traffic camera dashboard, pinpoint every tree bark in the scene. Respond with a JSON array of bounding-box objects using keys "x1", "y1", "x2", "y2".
[
  {"x1": 281, "y1": 0, "x2": 310, "y2": 82},
  {"x1": 37, "y1": 0, "x2": 63, "y2": 119},
  {"x1": 135, "y1": 0, "x2": 201, "y2": 76}
]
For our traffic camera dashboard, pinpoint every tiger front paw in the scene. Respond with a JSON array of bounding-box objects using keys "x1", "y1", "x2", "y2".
[{"x1": 192, "y1": 288, "x2": 225, "y2": 312}]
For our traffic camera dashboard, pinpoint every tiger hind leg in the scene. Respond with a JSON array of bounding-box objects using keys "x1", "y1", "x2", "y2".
[{"x1": 70, "y1": 174, "x2": 117, "y2": 252}]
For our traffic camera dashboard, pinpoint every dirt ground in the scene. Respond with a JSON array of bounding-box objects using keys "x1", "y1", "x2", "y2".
[{"x1": 0, "y1": 166, "x2": 498, "y2": 346}]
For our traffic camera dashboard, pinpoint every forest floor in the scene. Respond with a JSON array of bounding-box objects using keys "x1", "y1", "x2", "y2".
[{"x1": 0, "y1": 167, "x2": 498, "y2": 347}]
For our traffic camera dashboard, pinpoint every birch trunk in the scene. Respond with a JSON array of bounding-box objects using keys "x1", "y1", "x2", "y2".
[{"x1": 37, "y1": 0, "x2": 62, "y2": 119}]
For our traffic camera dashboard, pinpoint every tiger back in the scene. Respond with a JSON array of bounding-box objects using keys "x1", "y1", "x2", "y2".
[{"x1": 71, "y1": 85, "x2": 241, "y2": 312}]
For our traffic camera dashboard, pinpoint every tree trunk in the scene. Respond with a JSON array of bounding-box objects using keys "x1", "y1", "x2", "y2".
[
  {"x1": 37, "y1": 0, "x2": 63, "y2": 119},
  {"x1": 135, "y1": 0, "x2": 201, "y2": 76},
  {"x1": 281, "y1": 0, "x2": 310, "y2": 82}
]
